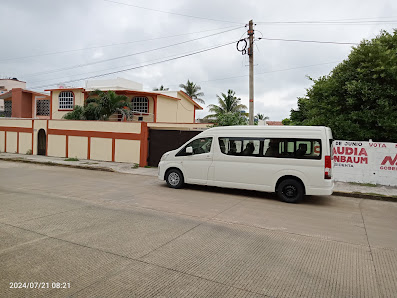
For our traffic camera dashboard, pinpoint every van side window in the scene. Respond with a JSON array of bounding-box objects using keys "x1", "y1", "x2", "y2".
[
  {"x1": 176, "y1": 137, "x2": 213, "y2": 156},
  {"x1": 218, "y1": 138, "x2": 262, "y2": 157},
  {"x1": 219, "y1": 137, "x2": 321, "y2": 159}
]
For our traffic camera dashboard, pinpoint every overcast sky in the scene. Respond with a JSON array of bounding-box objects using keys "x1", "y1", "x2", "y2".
[{"x1": 1, "y1": 0, "x2": 396, "y2": 120}]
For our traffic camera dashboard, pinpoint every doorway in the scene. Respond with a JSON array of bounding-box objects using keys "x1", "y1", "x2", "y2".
[{"x1": 37, "y1": 129, "x2": 46, "y2": 155}]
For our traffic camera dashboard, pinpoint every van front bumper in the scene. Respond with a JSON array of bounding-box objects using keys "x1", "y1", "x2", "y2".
[{"x1": 158, "y1": 162, "x2": 165, "y2": 180}]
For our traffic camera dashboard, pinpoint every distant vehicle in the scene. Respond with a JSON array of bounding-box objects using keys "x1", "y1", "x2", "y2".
[{"x1": 158, "y1": 126, "x2": 334, "y2": 203}]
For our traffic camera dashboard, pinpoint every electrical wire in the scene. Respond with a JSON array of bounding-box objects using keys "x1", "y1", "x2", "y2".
[
  {"x1": 256, "y1": 20, "x2": 397, "y2": 25},
  {"x1": 29, "y1": 40, "x2": 238, "y2": 90},
  {"x1": 104, "y1": 0, "x2": 244, "y2": 24},
  {"x1": 189, "y1": 61, "x2": 341, "y2": 85},
  {"x1": 0, "y1": 25, "x2": 238, "y2": 63},
  {"x1": 256, "y1": 16, "x2": 397, "y2": 25},
  {"x1": 257, "y1": 37, "x2": 357, "y2": 45},
  {"x1": 104, "y1": 0, "x2": 397, "y2": 26},
  {"x1": 21, "y1": 26, "x2": 243, "y2": 78},
  {"x1": 28, "y1": 40, "x2": 241, "y2": 84},
  {"x1": 124, "y1": 60, "x2": 340, "y2": 93}
]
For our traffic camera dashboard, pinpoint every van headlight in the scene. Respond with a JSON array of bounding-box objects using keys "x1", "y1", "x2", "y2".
[{"x1": 160, "y1": 153, "x2": 170, "y2": 162}]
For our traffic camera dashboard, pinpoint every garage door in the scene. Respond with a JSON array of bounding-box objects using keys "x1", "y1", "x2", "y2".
[{"x1": 148, "y1": 129, "x2": 202, "y2": 166}]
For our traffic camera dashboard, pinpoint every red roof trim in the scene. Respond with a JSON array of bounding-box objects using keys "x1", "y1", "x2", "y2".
[
  {"x1": 45, "y1": 88, "x2": 85, "y2": 92},
  {"x1": 0, "y1": 89, "x2": 50, "y2": 99}
]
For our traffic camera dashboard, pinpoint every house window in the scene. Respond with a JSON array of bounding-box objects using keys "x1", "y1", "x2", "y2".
[
  {"x1": 132, "y1": 96, "x2": 148, "y2": 113},
  {"x1": 36, "y1": 100, "x2": 50, "y2": 116},
  {"x1": 59, "y1": 91, "x2": 74, "y2": 110},
  {"x1": 4, "y1": 100, "x2": 12, "y2": 117}
]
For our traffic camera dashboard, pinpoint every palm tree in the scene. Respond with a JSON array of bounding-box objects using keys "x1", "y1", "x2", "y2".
[
  {"x1": 85, "y1": 90, "x2": 132, "y2": 120},
  {"x1": 255, "y1": 113, "x2": 269, "y2": 121},
  {"x1": 153, "y1": 85, "x2": 169, "y2": 91},
  {"x1": 204, "y1": 89, "x2": 247, "y2": 121},
  {"x1": 179, "y1": 80, "x2": 205, "y2": 104}
]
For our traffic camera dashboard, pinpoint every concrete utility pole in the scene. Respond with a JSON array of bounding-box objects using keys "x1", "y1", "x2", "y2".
[{"x1": 248, "y1": 20, "x2": 254, "y2": 125}]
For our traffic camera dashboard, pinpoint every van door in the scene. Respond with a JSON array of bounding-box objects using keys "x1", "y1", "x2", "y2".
[
  {"x1": 175, "y1": 137, "x2": 213, "y2": 184},
  {"x1": 211, "y1": 137, "x2": 273, "y2": 191}
]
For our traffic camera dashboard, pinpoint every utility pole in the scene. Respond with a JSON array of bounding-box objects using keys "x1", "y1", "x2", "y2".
[{"x1": 248, "y1": 20, "x2": 254, "y2": 125}]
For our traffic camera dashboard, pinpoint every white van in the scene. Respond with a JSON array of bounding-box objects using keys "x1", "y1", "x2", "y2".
[{"x1": 158, "y1": 126, "x2": 334, "y2": 203}]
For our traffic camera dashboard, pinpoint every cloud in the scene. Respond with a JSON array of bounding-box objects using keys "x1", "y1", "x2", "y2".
[{"x1": 1, "y1": 0, "x2": 396, "y2": 120}]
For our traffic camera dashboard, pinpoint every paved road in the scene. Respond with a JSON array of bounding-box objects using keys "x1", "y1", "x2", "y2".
[{"x1": 0, "y1": 161, "x2": 396, "y2": 297}]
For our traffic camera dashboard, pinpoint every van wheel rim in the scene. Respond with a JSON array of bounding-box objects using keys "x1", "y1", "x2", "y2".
[
  {"x1": 283, "y1": 185, "x2": 297, "y2": 198},
  {"x1": 168, "y1": 173, "x2": 180, "y2": 186}
]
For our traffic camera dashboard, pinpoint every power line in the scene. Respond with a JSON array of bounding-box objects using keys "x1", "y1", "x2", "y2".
[
  {"x1": 21, "y1": 26, "x2": 243, "y2": 78},
  {"x1": 28, "y1": 41, "x2": 238, "y2": 84},
  {"x1": 104, "y1": 1, "x2": 397, "y2": 26},
  {"x1": 137, "y1": 61, "x2": 341, "y2": 92},
  {"x1": 257, "y1": 37, "x2": 357, "y2": 45},
  {"x1": 0, "y1": 25, "x2": 238, "y2": 63},
  {"x1": 256, "y1": 20, "x2": 397, "y2": 25},
  {"x1": 29, "y1": 40, "x2": 238, "y2": 90},
  {"x1": 150, "y1": 61, "x2": 340, "y2": 91},
  {"x1": 256, "y1": 16, "x2": 397, "y2": 25},
  {"x1": 104, "y1": 0, "x2": 244, "y2": 24}
]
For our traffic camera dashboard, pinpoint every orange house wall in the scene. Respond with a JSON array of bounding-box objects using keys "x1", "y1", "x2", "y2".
[{"x1": 9, "y1": 88, "x2": 34, "y2": 118}]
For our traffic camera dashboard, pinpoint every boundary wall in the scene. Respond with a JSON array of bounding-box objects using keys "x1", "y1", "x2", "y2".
[
  {"x1": 0, "y1": 119, "x2": 210, "y2": 166},
  {"x1": 0, "y1": 119, "x2": 147, "y2": 166},
  {"x1": 333, "y1": 140, "x2": 397, "y2": 186}
]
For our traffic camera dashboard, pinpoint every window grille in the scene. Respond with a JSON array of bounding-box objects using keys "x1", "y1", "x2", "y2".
[
  {"x1": 132, "y1": 96, "x2": 148, "y2": 113},
  {"x1": 4, "y1": 100, "x2": 12, "y2": 117},
  {"x1": 59, "y1": 91, "x2": 74, "y2": 110},
  {"x1": 36, "y1": 100, "x2": 50, "y2": 116}
]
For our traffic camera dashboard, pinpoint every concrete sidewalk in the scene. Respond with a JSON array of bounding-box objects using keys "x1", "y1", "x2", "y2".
[
  {"x1": 1, "y1": 152, "x2": 396, "y2": 201},
  {"x1": 0, "y1": 152, "x2": 157, "y2": 176}
]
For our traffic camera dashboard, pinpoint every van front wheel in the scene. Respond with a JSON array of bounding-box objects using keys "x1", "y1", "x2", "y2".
[
  {"x1": 277, "y1": 179, "x2": 303, "y2": 203},
  {"x1": 166, "y1": 169, "x2": 184, "y2": 189}
]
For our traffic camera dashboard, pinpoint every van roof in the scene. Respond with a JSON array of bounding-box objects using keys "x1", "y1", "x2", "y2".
[{"x1": 205, "y1": 125, "x2": 329, "y2": 132}]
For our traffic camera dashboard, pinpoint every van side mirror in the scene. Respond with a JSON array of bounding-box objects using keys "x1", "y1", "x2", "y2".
[{"x1": 186, "y1": 146, "x2": 193, "y2": 154}]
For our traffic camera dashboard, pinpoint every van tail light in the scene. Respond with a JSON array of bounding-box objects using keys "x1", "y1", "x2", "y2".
[{"x1": 324, "y1": 155, "x2": 332, "y2": 179}]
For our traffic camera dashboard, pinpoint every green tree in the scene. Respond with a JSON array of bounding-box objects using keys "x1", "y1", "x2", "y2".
[
  {"x1": 210, "y1": 112, "x2": 248, "y2": 127},
  {"x1": 63, "y1": 105, "x2": 86, "y2": 120},
  {"x1": 254, "y1": 113, "x2": 269, "y2": 124},
  {"x1": 153, "y1": 85, "x2": 169, "y2": 91},
  {"x1": 255, "y1": 113, "x2": 269, "y2": 121},
  {"x1": 282, "y1": 118, "x2": 292, "y2": 125},
  {"x1": 63, "y1": 90, "x2": 133, "y2": 121},
  {"x1": 204, "y1": 89, "x2": 248, "y2": 123},
  {"x1": 179, "y1": 80, "x2": 205, "y2": 104},
  {"x1": 288, "y1": 30, "x2": 397, "y2": 142}
]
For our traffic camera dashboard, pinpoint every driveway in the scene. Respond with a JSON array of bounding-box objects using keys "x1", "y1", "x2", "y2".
[{"x1": 0, "y1": 161, "x2": 396, "y2": 297}]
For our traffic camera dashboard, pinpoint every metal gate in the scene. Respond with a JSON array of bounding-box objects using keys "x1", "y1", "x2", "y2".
[{"x1": 148, "y1": 129, "x2": 202, "y2": 166}]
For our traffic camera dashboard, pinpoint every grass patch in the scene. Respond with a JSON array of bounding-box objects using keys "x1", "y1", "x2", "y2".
[
  {"x1": 349, "y1": 182, "x2": 377, "y2": 187},
  {"x1": 64, "y1": 157, "x2": 79, "y2": 162},
  {"x1": 144, "y1": 165, "x2": 151, "y2": 168},
  {"x1": 131, "y1": 163, "x2": 139, "y2": 169},
  {"x1": 352, "y1": 191, "x2": 386, "y2": 197}
]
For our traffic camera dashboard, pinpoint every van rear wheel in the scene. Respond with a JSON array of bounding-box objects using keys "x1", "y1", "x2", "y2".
[
  {"x1": 166, "y1": 169, "x2": 184, "y2": 189},
  {"x1": 277, "y1": 179, "x2": 303, "y2": 203}
]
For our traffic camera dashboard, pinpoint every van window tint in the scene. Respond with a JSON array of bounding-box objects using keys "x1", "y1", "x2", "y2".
[
  {"x1": 218, "y1": 138, "x2": 262, "y2": 157},
  {"x1": 219, "y1": 137, "x2": 321, "y2": 159},
  {"x1": 176, "y1": 137, "x2": 213, "y2": 156}
]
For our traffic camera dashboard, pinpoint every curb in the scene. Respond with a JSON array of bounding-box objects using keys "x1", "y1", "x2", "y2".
[
  {"x1": 0, "y1": 157, "x2": 115, "y2": 173},
  {"x1": 333, "y1": 191, "x2": 397, "y2": 203}
]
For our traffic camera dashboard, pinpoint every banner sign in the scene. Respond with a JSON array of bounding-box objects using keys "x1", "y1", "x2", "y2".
[{"x1": 333, "y1": 140, "x2": 397, "y2": 186}]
